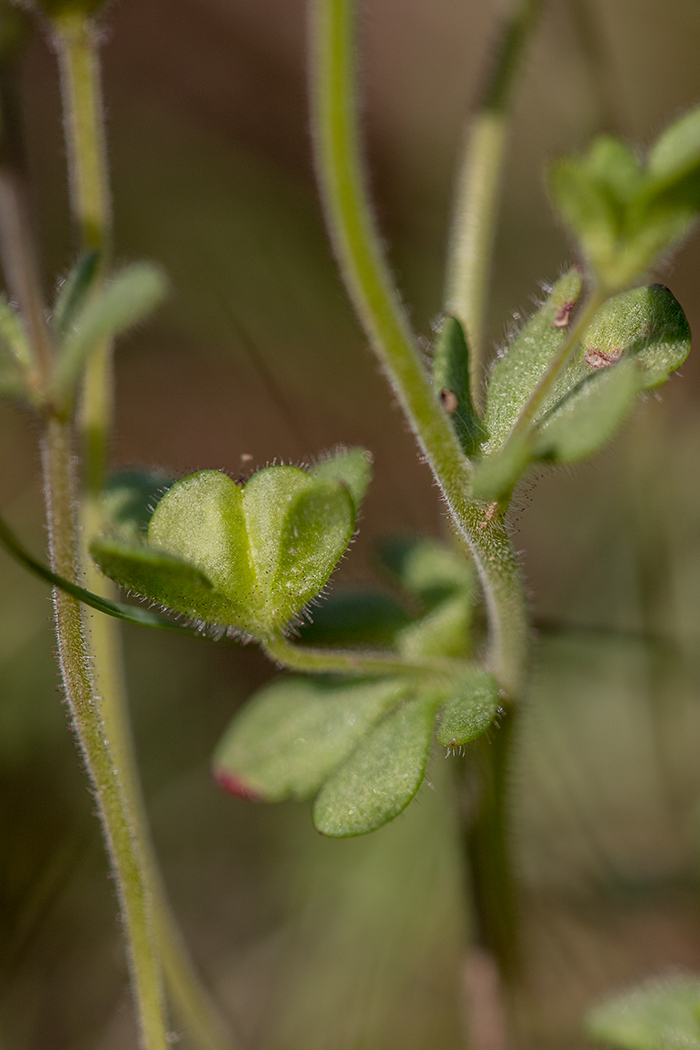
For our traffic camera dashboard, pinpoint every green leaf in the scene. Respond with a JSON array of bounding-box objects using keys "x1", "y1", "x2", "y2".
[
  {"x1": 395, "y1": 592, "x2": 473, "y2": 659},
  {"x1": 53, "y1": 262, "x2": 167, "y2": 403},
  {"x1": 474, "y1": 284, "x2": 691, "y2": 499},
  {"x1": 535, "y1": 357, "x2": 641, "y2": 464},
  {"x1": 312, "y1": 692, "x2": 440, "y2": 837},
  {"x1": 90, "y1": 536, "x2": 239, "y2": 627},
  {"x1": 92, "y1": 462, "x2": 360, "y2": 635},
  {"x1": 147, "y1": 469, "x2": 259, "y2": 627},
  {"x1": 432, "y1": 315, "x2": 486, "y2": 455},
  {"x1": 298, "y1": 588, "x2": 412, "y2": 647},
  {"x1": 378, "y1": 536, "x2": 475, "y2": 608},
  {"x1": 470, "y1": 434, "x2": 532, "y2": 503},
  {"x1": 309, "y1": 446, "x2": 373, "y2": 511},
  {"x1": 98, "y1": 470, "x2": 174, "y2": 542},
  {"x1": 483, "y1": 269, "x2": 584, "y2": 454},
  {"x1": 270, "y1": 480, "x2": 355, "y2": 625},
  {"x1": 52, "y1": 250, "x2": 101, "y2": 342},
  {"x1": 577, "y1": 284, "x2": 691, "y2": 389},
  {"x1": 550, "y1": 115, "x2": 700, "y2": 288},
  {"x1": 0, "y1": 295, "x2": 31, "y2": 369},
  {"x1": 647, "y1": 107, "x2": 700, "y2": 187},
  {"x1": 436, "y1": 669, "x2": 500, "y2": 747},
  {"x1": 213, "y1": 676, "x2": 408, "y2": 802},
  {"x1": 585, "y1": 974, "x2": 700, "y2": 1050}
]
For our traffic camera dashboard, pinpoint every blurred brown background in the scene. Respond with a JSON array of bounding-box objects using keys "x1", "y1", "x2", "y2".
[{"x1": 2, "y1": 0, "x2": 700, "y2": 1047}]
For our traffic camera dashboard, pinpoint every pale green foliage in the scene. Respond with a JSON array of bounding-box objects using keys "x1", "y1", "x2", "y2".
[
  {"x1": 0, "y1": 294, "x2": 31, "y2": 368},
  {"x1": 395, "y1": 592, "x2": 474, "y2": 659},
  {"x1": 91, "y1": 450, "x2": 370, "y2": 636},
  {"x1": 586, "y1": 974, "x2": 700, "y2": 1050},
  {"x1": 53, "y1": 262, "x2": 167, "y2": 403},
  {"x1": 312, "y1": 692, "x2": 442, "y2": 837},
  {"x1": 550, "y1": 107, "x2": 700, "y2": 288},
  {"x1": 473, "y1": 282, "x2": 691, "y2": 501},
  {"x1": 436, "y1": 669, "x2": 500, "y2": 747},
  {"x1": 379, "y1": 535, "x2": 476, "y2": 608},
  {"x1": 213, "y1": 676, "x2": 408, "y2": 801}
]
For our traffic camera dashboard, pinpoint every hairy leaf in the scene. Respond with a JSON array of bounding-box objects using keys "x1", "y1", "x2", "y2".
[
  {"x1": 213, "y1": 676, "x2": 408, "y2": 802},
  {"x1": 436, "y1": 670, "x2": 500, "y2": 747},
  {"x1": 483, "y1": 269, "x2": 583, "y2": 453},
  {"x1": 309, "y1": 446, "x2": 373, "y2": 510},
  {"x1": 312, "y1": 693, "x2": 440, "y2": 837},
  {"x1": 92, "y1": 460, "x2": 364, "y2": 635},
  {"x1": 0, "y1": 295, "x2": 31, "y2": 369}
]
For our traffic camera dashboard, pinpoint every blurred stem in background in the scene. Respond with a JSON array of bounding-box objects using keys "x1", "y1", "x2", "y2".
[
  {"x1": 51, "y1": 11, "x2": 236, "y2": 1050},
  {"x1": 0, "y1": 19, "x2": 168, "y2": 1046},
  {"x1": 309, "y1": 0, "x2": 542, "y2": 1043},
  {"x1": 445, "y1": 0, "x2": 544, "y2": 410}
]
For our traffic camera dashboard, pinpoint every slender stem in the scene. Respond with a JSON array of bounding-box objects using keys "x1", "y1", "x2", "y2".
[
  {"x1": 263, "y1": 633, "x2": 472, "y2": 679},
  {"x1": 53, "y1": 10, "x2": 112, "y2": 507},
  {"x1": 309, "y1": 0, "x2": 528, "y2": 699},
  {"x1": 53, "y1": 15, "x2": 235, "y2": 1050},
  {"x1": 445, "y1": 0, "x2": 545, "y2": 407},
  {"x1": 42, "y1": 417, "x2": 168, "y2": 1050},
  {"x1": 465, "y1": 705, "x2": 520, "y2": 981}
]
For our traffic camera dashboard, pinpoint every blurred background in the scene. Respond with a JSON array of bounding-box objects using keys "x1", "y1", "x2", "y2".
[{"x1": 2, "y1": 0, "x2": 700, "y2": 1047}]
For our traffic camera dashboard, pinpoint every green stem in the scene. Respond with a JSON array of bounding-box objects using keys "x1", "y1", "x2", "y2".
[
  {"x1": 465, "y1": 704, "x2": 520, "y2": 981},
  {"x1": 53, "y1": 15, "x2": 235, "y2": 1050},
  {"x1": 445, "y1": 0, "x2": 544, "y2": 406},
  {"x1": 42, "y1": 416, "x2": 168, "y2": 1050},
  {"x1": 309, "y1": 0, "x2": 528, "y2": 699},
  {"x1": 263, "y1": 633, "x2": 471, "y2": 679}
]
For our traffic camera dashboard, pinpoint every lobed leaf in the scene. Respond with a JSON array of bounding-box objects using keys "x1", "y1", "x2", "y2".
[
  {"x1": 436, "y1": 669, "x2": 500, "y2": 747},
  {"x1": 213, "y1": 676, "x2": 408, "y2": 802},
  {"x1": 585, "y1": 974, "x2": 700, "y2": 1050},
  {"x1": 92, "y1": 456, "x2": 367, "y2": 635},
  {"x1": 312, "y1": 692, "x2": 441, "y2": 837},
  {"x1": 432, "y1": 315, "x2": 486, "y2": 455}
]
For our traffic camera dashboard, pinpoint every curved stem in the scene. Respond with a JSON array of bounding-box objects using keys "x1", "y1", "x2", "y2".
[
  {"x1": 53, "y1": 16, "x2": 235, "y2": 1050},
  {"x1": 263, "y1": 633, "x2": 472, "y2": 679},
  {"x1": 309, "y1": 0, "x2": 528, "y2": 699},
  {"x1": 42, "y1": 417, "x2": 168, "y2": 1050},
  {"x1": 445, "y1": 0, "x2": 545, "y2": 407}
]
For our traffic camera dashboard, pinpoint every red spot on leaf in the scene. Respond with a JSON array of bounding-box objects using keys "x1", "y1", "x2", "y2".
[{"x1": 213, "y1": 768, "x2": 264, "y2": 801}]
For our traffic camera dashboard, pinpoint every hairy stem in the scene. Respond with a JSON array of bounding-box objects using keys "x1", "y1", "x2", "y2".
[
  {"x1": 309, "y1": 0, "x2": 528, "y2": 699},
  {"x1": 42, "y1": 416, "x2": 168, "y2": 1050},
  {"x1": 445, "y1": 0, "x2": 544, "y2": 406},
  {"x1": 53, "y1": 15, "x2": 235, "y2": 1049},
  {"x1": 264, "y1": 633, "x2": 472, "y2": 679}
]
